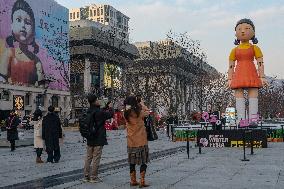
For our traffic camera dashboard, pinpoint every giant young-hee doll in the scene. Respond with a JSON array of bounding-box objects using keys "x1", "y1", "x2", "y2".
[{"x1": 228, "y1": 18, "x2": 268, "y2": 126}]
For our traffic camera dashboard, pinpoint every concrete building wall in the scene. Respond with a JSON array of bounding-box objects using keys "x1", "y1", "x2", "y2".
[
  {"x1": 69, "y1": 4, "x2": 129, "y2": 41},
  {"x1": 0, "y1": 83, "x2": 71, "y2": 120},
  {"x1": 69, "y1": 8, "x2": 81, "y2": 21}
]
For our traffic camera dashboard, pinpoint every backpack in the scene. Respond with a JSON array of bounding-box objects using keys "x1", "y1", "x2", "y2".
[{"x1": 79, "y1": 110, "x2": 97, "y2": 139}]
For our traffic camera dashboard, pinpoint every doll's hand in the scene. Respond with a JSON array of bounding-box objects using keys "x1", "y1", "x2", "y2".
[
  {"x1": 260, "y1": 78, "x2": 269, "y2": 87},
  {"x1": 227, "y1": 79, "x2": 232, "y2": 88}
]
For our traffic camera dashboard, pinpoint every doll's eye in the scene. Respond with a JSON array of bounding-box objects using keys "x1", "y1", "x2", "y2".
[
  {"x1": 16, "y1": 18, "x2": 21, "y2": 22},
  {"x1": 25, "y1": 19, "x2": 32, "y2": 25}
]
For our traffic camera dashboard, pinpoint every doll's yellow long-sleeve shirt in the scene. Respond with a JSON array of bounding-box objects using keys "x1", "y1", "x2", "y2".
[{"x1": 229, "y1": 42, "x2": 263, "y2": 61}]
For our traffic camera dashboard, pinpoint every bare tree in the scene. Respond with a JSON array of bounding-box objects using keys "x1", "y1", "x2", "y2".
[
  {"x1": 124, "y1": 31, "x2": 218, "y2": 116},
  {"x1": 259, "y1": 77, "x2": 284, "y2": 118},
  {"x1": 203, "y1": 73, "x2": 234, "y2": 112}
]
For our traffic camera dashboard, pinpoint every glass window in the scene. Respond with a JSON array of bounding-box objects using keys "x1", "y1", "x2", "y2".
[
  {"x1": 63, "y1": 96, "x2": 67, "y2": 107},
  {"x1": 91, "y1": 73, "x2": 100, "y2": 86},
  {"x1": 70, "y1": 13, "x2": 72, "y2": 19},
  {"x1": 97, "y1": 9, "x2": 100, "y2": 16},
  {"x1": 94, "y1": 10, "x2": 96, "y2": 16},
  {"x1": 51, "y1": 96, "x2": 59, "y2": 107},
  {"x1": 90, "y1": 10, "x2": 93, "y2": 17},
  {"x1": 25, "y1": 110, "x2": 31, "y2": 116},
  {"x1": 73, "y1": 12, "x2": 75, "y2": 19},
  {"x1": 101, "y1": 9, "x2": 103, "y2": 15},
  {"x1": 77, "y1": 12, "x2": 79, "y2": 18},
  {"x1": 2, "y1": 90, "x2": 9, "y2": 101},
  {"x1": 105, "y1": 5, "x2": 109, "y2": 16},
  {"x1": 70, "y1": 73, "x2": 83, "y2": 84},
  {"x1": 25, "y1": 94, "x2": 30, "y2": 105},
  {"x1": 97, "y1": 18, "x2": 100, "y2": 22},
  {"x1": 36, "y1": 95, "x2": 44, "y2": 107}
]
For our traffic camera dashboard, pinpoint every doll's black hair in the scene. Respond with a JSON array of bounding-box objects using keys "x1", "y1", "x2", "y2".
[
  {"x1": 234, "y1": 18, "x2": 258, "y2": 45},
  {"x1": 6, "y1": 0, "x2": 39, "y2": 53}
]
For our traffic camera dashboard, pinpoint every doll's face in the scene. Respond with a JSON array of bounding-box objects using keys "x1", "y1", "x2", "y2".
[
  {"x1": 235, "y1": 23, "x2": 255, "y2": 42},
  {"x1": 12, "y1": 9, "x2": 34, "y2": 45}
]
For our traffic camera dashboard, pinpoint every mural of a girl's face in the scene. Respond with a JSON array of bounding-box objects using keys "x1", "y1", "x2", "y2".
[
  {"x1": 235, "y1": 23, "x2": 255, "y2": 43},
  {"x1": 12, "y1": 9, "x2": 34, "y2": 45}
]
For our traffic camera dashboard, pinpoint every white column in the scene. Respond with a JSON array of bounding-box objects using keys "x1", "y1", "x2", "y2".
[
  {"x1": 100, "y1": 62, "x2": 105, "y2": 89},
  {"x1": 84, "y1": 58, "x2": 91, "y2": 93}
]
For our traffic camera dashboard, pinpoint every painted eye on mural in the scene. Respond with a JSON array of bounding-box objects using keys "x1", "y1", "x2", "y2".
[
  {"x1": 16, "y1": 17, "x2": 21, "y2": 23},
  {"x1": 24, "y1": 19, "x2": 32, "y2": 26}
]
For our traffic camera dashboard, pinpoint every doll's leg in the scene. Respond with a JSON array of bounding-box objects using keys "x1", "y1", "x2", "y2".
[
  {"x1": 235, "y1": 89, "x2": 245, "y2": 126},
  {"x1": 248, "y1": 88, "x2": 258, "y2": 125}
]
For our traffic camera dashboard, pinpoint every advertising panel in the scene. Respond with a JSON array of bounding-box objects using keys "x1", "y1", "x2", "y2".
[
  {"x1": 0, "y1": 0, "x2": 69, "y2": 90},
  {"x1": 13, "y1": 95, "x2": 24, "y2": 110},
  {"x1": 225, "y1": 107, "x2": 236, "y2": 126},
  {"x1": 197, "y1": 130, "x2": 267, "y2": 148}
]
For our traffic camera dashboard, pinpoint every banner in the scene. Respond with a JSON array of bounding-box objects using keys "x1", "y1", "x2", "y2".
[
  {"x1": 13, "y1": 95, "x2": 24, "y2": 110},
  {"x1": 197, "y1": 130, "x2": 267, "y2": 148},
  {"x1": 0, "y1": 0, "x2": 69, "y2": 90}
]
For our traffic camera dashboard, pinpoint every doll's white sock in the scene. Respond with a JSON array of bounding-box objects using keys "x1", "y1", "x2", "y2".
[
  {"x1": 236, "y1": 98, "x2": 245, "y2": 125},
  {"x1": 249, "y1": 98, "x2": 258, "y2": 122}
]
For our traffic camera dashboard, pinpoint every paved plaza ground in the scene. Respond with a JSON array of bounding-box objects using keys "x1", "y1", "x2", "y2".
[{"x1": 0, "y1": 129, "x2": 284, "y2": 189}]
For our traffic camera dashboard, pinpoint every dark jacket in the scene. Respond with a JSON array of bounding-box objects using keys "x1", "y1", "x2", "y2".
[
  {"x1": 42, "y1": 112, "x2": 62, "y2": 151},
  {"x1": 6, "y1": 115, "x2": 20, "y2": 141},
  {"x1": 87, "y1": 106, "x2": 114, "y2": 147}
]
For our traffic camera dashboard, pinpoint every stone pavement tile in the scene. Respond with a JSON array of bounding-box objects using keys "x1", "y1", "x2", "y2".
[
  {"x1": 0, "y1": 130, "x2": 185, "y2": 187},
  {"x1": 275, "y1": 181, "x2": 284, "y2": 189},
  {"x1": 50, "y1": 143, "x2": 284, "y2": 189}
]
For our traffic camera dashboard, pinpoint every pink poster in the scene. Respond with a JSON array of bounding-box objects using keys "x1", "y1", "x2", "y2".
[{"x1": 0, "y1": 0, "x2": 69, "y2": 90}]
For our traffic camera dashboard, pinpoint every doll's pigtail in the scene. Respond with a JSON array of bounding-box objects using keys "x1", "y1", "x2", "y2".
[
  {"x1": 6, "y1": 35, "x2": 15, "y2": 47},
  {"x1": 251, "y1": 36, "x2": 258, "y2": 44},
  {"x1": 32, "y1": 39, "x2": 39, "y2": 54},
  {"x1": 234, "y1": 39, "x2": 240, "y2": 45}
]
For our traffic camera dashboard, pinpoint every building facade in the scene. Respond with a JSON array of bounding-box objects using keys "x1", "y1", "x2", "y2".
[
  {"x1": 69, "y1": 20, "x2": 138, "y2": 117},
  {"x1": 0, "y1": 84, "x2": 70, "y2": 120},
  {"x1": 0, "y1": 0, "x2": 71, "y2": 121},
  {"x1": 69, "y1": 4, "x2": 129, "y2": 40},
  {"x1": 123, "y1": 40, "x2": 219, "y2": 116}
]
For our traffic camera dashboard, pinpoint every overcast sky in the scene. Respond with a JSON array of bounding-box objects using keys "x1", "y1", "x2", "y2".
[{"x1": 56, "y1": 0, "x2": 284, "y2": 78}]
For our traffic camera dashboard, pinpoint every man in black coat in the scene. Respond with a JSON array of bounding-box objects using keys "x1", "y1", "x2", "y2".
[
  {"x1": 83, "y1": 94, "x2": 114, "y2": 183},
  {"x1": 6, "y1": 110, "x2": 20, "y2": 151},
  {"x1": 42, "y1": 106, "x2": 62, "y2": 163}
]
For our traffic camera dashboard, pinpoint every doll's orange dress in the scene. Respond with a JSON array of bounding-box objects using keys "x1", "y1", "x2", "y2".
[
  {"x1": 230, "y1": 45, "x2": 262, "y2": 89},
  {"x1": 8, "y1": 48, "x2": 36, "y2": 84}
]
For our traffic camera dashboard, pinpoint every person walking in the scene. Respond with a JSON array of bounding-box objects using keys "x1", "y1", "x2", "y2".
[
  {"x1": 124, "y1": 96, "x2": 150, "y2": 188},
  {"x1": 6, "y1": 110, "x2": 20, "y2": 151},
  {"x1": 42, "y1": 106, "x2": 62, "y2": 163},
  {"x1": 83, "y1": 95, "x2": 114, "y2": 183},
  {"x1": 33, "y1": 109, "x2": 44, "y2": 163}
]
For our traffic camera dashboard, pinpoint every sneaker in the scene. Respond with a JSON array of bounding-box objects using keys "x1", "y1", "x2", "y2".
[
  {"x1": 82, "y1": 176, "x2": 90, "y2": 182},
  {"x1": 89, "y1": 177, "x2": 102, "y2": 183}
]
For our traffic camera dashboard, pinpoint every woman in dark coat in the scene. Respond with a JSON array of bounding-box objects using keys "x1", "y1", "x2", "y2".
[{"x1": 6, "y1": 110, "x2": 20, "y2": 151}]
